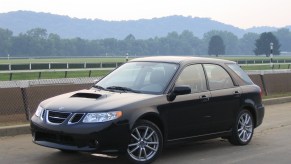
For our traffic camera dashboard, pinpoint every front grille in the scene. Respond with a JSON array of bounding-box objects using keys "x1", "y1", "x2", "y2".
[
  {"x1": 47, "y1": 110, "x2": 71, "y2": 125},
  {"x1": 69, "y1": 113, "x2": 85, "y2": 124}
]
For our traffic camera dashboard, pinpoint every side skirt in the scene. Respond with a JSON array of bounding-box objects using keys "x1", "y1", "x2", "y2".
[{"x1": 166, "y1": 130, "x2": 232, "y2": 145}]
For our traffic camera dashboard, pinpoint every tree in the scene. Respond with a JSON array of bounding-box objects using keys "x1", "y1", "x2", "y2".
[
  {"x1": 26, "y1": 28, "x2": 48, "y2": 40},
  {"x1": 0, "y1": 28, "x2": 13, "y2": 56},
  {"x1": 274, "y1": 28, "x2": 291, "y2": 52},
  {"x1": 179, "y1": 30, "x2": 202, "y2": 55},
  {"x1": 203, "y1": 30, "x2": 238, "y2": 55},
  {"x1": 208, "y1": 35, "x2": 225, "y2": 57},
  {"x1": 254, "y1": 32, "x2": 280, "y2": 56},
  {"x1": 238, "y1": 33, "x2": 259, "y2": 55}
]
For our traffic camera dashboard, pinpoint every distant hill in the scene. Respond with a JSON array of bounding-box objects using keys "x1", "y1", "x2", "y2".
[
  {"x1": 246, "y1": 26, "x2": 279, "y2": 33},
  {"x1": 0, "y1": 11, "x2": 290, "y2": 39}
]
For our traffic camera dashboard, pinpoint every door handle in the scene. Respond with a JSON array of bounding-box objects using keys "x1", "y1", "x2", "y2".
[
  {"x1": 199, "y1": 95, "x2": 209, "y2": 102},
  {"x1": 233, "y1": 91, "x2": 241, "y2": 97}
]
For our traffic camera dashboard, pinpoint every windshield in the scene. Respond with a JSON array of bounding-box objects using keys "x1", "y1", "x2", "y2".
[{"x1": 95, "y1": 62, "x2": 179, "y2": 94}]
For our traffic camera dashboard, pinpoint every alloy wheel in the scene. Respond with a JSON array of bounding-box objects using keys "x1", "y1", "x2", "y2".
[
  {"x1": 127, "y1": 125, "x2": 160, "y2": 162},
  {"x1": 237, "y1": 112, "x2": 253, "y2": 142}
]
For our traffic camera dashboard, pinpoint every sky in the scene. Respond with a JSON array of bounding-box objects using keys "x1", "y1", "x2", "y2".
[{"x1": 0, "y1": 0, "x2": 291, "y2": 29}]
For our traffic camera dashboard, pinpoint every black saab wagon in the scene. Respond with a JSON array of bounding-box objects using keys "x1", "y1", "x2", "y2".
[{"x1": 31, "y1": 56, "x2": 264, "y2": 164}]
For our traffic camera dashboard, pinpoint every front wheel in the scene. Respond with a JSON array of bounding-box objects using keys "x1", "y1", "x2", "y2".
[
  {"x1": 228, "y1": 110, "x2": 254, "y2": 145},
  {"x1": 127, "y1": 120, "x2": 163, "y2": 164}
]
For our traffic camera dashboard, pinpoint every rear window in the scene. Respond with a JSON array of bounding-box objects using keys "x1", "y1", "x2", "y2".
[{"x1": 227, "y1": 63, "x2": 253, "y2": 85}]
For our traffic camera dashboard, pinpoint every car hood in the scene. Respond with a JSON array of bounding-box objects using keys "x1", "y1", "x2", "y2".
[{"x1": 40, "y1": 89, "x2": 165, "y2": 113}]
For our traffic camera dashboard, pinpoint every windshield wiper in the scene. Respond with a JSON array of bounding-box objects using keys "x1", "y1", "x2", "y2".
[
  {"x1": 92, "y1": 85, "x2": 107, "y2": 91},
  {"x1": 106, "y1": 86, "x2": 140, "y2": 93}
]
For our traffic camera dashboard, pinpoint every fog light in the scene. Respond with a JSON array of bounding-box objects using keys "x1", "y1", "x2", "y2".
[{"x1": 94, "y1": 139, "x2": 99, "y2": 146}]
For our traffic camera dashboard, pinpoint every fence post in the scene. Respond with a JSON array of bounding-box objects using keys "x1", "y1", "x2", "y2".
[
  {"x1": 38, "y1": 72, "x2": 42, "y2": 79},
  {"x1": 65, "y1": 71, "x2": 68, "y2": 78},
  {"x1": 260, "y1": 74, "x2": 268, "y2": 96},
  {"x1": 20, "y1": 88, "x2": 30, "y2": 120},
  {"x1": 89, "y1": 70, "x2": 92, "y2": 77},
  {"x1": 9, "y1": 73, "x2": 13, "y2": 81}
]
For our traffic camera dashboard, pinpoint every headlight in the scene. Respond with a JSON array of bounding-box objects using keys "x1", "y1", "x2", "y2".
[
  {"x1": 35, "y1": 106, "x2": 44, "y2": 117},
  {"x1": 83, "y1": 111, "x2": 122, "y2": 123}
]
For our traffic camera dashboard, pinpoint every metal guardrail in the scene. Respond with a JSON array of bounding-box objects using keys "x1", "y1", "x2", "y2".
[
  {"x1": 236, "y1": 59, "x2": 291, "y2": 64},
  {"x1": 0, "y1": 62, "x2": 124, "y2": 71},
  {"x1": 1, "y1": 59, "x2": 290, "y2": 71}
]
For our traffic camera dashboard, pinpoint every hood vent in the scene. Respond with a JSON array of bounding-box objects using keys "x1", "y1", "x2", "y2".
[{"x1": 71, "y1": 93, "x2": 102, "y2": 99}]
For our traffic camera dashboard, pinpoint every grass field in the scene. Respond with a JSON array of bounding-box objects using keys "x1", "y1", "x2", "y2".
[
  {"x1": 0, "y1": 70, "x2": 111, "y2": 81},
  {"x1": 0, "y1": 56, "x2": 291, "y2": 81}
]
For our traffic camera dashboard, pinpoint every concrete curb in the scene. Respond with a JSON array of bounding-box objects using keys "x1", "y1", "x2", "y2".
[
  {"x1": 1, "y1": 96, "x2": 291, "y2": 138},
  {"x1": 0, "y1": 124, "x2": 30, "y2": 137},
  {"x1": 262, "y1": 96, "x2": 291, "y2": 106}
]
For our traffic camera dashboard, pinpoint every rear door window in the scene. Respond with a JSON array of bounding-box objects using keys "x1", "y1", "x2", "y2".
[
  {"x1": 204, "y1": 64, "x2": 234, "y2": 90},
  {"x1": 176, "y1": 64, "x2": 207, "y2": 93},
  {"x1": 226, "y1": 63, "x2": 253, "y2": 85}
]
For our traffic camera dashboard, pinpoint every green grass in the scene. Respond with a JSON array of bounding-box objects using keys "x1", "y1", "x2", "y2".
[
  {"x1": 0, "y1": 70, "x2": 111, "y2": 81},
  {"x1": 241, "y1": 64, "x2": 291, "y2": 70}
]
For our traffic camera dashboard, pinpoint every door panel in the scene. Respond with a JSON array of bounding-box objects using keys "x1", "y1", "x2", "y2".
[
  {"x1": 209, "y1": 87, "x2": 241, "y2": 132},
  {"x1": 159, "y1": 64, "x2": 212, "y2": 140},
  {"x1": 160, "y1": 92, "x2": 212, "y2": 140},
  {"x1": 203, "y1": 64, "x2": 241, "y2": 132}
]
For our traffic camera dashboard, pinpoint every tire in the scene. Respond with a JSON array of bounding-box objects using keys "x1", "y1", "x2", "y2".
[
  {"x1": 228, "y1": 109, "x2": 254, "y2": 145},
  {"x1": 126, "y1": 120, "x2": 163, "y2": 164}
]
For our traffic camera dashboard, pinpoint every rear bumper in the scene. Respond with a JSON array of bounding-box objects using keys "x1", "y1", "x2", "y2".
[
  {"x1": 30, "y1": 115, "x2": 130, "y2": 153},
  {"x1": 255, "y1": 104, "x2": 265, "y2": 128}
]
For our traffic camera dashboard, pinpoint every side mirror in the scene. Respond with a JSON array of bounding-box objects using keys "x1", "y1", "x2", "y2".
[
  {"x1": 167, "y1": 85, "x2": 191, "y2": 101},
  {"x1": 173, "y1": 86, "x2": 191, "y2": 95}
]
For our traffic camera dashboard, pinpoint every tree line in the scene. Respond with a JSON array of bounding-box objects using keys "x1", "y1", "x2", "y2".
[{"x1": 0, "y1": 27, "x2": 290, "y2": 57}]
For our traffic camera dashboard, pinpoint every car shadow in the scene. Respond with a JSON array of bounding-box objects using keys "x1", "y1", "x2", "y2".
[
  {"x1": 39, "y1": 138, "x2": 233, "y2": 164},
  {"x1": 40, "y1": 151, "x2": 128, "y2": 164}
]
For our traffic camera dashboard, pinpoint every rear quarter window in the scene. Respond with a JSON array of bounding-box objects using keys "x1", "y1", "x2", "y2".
[{"x1": 227, "y1": 63, "x2": 253, "y2": 85}]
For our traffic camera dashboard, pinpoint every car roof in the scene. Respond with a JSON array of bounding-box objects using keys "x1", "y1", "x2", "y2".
[{"x1": 130, "y1": 56, "x2": 236, "y2": 64}]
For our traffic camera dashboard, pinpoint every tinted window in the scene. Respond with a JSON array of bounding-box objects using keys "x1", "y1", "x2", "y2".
[
  {"x1": 204, "y1": 64, "x2": 234, "y2": 90},
  {"x1": 227, "y1": 63, "x2": 253, "y2": 85},
  {"x1": 176, "y1": 64, "x2": 207, "y2": 93}
]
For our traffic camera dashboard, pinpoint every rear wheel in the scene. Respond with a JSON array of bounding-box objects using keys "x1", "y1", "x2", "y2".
[
  {"x1": 229, "y1": 110, "x2": 254, "y2": 145},
  {"x1": 127, "y1": 120, "x2": 163, "y2": 164}
]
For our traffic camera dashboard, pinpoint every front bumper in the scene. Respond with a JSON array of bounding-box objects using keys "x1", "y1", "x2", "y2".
[{"x1": 30, "y1": 115, "x2": 130, "y2": 153}]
